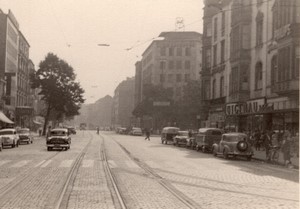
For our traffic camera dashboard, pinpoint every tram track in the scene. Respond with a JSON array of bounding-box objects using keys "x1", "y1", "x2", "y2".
[{"x1": 101, "y1": 133, "x2": 202, "y2": 209}]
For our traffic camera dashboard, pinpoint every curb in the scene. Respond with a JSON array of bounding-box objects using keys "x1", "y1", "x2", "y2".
[{"x1": 252, "y1": 156, "x2": 299, "y2": 170}]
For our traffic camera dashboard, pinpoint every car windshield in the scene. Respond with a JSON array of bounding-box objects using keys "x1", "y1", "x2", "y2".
[
  {"x1": 224, "y1": 135, "x2": 247, "y2": 142},
  {"x1": 51, "y1": 131, "x2": 67, "y2": 136},
  {"x1": 18, "y1": 130, "x2": 29, "y2": 134},
  {"x1": 0, "y1": 131, "x2": 14, "y2": 135},
  {"x1": 178, "y1": 131, "x2": 188, "y2": 136}
]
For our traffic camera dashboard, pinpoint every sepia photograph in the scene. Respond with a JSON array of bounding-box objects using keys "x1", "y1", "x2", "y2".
[{"x1": 0, "y1": 0, "x2": 298, "y2": 208}]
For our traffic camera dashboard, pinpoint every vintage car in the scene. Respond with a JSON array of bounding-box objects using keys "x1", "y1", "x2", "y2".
[
  {"x1": 212, "y1": 133, "x2": 253, "y2": 160},
  {"x1": 17, "y1": 128, "x2": 33, "y2": 144},
  {"x1": 67, "y1": 127, "x2": 76, "y2": 135},
  {"x1": 0, "y1": 128, "x2": 19, "y2": 148},
  {"x1": 46, "y1": 128, "x2": 71, "y2": 151},
  {"x1": 129, "y1": 127, "x2": 143, "y2": 136},
  {"x1": 195, "y1": 128, "x2": 223, "y2": 153},
  {"x1": 173, "y1": 131, "x2": 189, "y2": 146},
  {"x1": 161, "y1": 127, "x2": 180, "y2": 144},
  {"x1": 186, "y1": 131, "x2": 197, "y2": 149}
]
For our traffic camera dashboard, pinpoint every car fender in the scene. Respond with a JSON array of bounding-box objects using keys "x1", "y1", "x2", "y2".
[
  {"x1": 212, "y1": 143, "x2": 219, "y2": 152},
  {"x1": 223, "y1": 145, "x2": 231, "y2": 153}
]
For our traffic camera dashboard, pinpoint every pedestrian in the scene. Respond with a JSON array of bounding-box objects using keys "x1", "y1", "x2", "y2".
[
  {"x1": 38, "y1": 127, "x2": 42, "y2": 136},
  {"x1": 145, "y1": 129, "x2": 150, "y2": 141},
  {"x1": 254, "y1": 130, "x2": 261, "y2": 151},
  {"x1": 281, "y1": 131, "x2": 292, "y2": 166},
  {"x1": 262, "y1": 131, "x2": 272, "y2": 160}
]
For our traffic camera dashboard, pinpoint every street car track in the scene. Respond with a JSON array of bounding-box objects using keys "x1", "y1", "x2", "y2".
[
  {"x1": 101, "y1": 134, "x2": 201, "y2": 209},
  {"x1": 55, "y1": 132, "x2": 93, "y2": 209}
]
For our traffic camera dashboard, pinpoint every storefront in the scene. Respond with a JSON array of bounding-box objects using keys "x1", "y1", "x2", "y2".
[{"x1": 225, "y1": 97, "x2": 299, "y2": 134}]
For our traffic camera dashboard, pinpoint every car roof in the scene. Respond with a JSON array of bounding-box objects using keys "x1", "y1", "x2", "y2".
[
  {"x1": 198, "y1": 128, "x2": 222, "y2": 133},
  {"x1": 19, "y1": 128, "x2": 29, "y2": 131},
  {"x1": 0, "y1": 128, "x2": 16, "y2": 132},
  {"x1": 223, "y1": 132, "x2": 247, "y2": 136},
  {"x1": 162, "y1": 127, "x2": 180, "y2": 130},
  {"x1": 178, "y1": 131, "x2": 188, "y2": 133},
  {"x1": 51, "y1": 128, "x2": 68, "y2": 131}
]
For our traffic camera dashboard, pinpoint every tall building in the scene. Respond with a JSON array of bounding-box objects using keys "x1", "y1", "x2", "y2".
[
  {"x1": 202, "y1": 0, "x2": 299, "y2": 134},
  {"x1": 112, "y1": 77, "x2": 135, "y2": 128},
  {"x1": 141, "y1": 31, "x2": 202, "y2": 101}
]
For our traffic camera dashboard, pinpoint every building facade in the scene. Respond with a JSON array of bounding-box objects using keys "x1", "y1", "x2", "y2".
[
  {"x1": 112, "y1": 77, "x2": 135, "y2": 128},
  {"x1": 202, "y1": 0, "x2": 299, "y2": 134}
]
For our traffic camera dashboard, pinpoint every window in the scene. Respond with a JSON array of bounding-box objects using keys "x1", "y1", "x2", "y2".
[
  {"x1": 167, "y1": 74, "x2": 173, "y2": 82},
  {"x1": 160, "y1": 74, "x2": 165, "y2": 82},
  {"x1": 273, "y1": 0, "x2": 293, "y2": 31},
  {"x1": 176, "y1": 60, "x2": 182, "y2": 69},
  {"x1": 214, "y1": 17, "x2": 218, "y2": 41},
  {"x1": 160, "y1": 47, "x2": 166, "y2": 56},
  {"x1": 271, "y1": 55, "x2": 278, "y2": 85},
  {"x1": 230, "y1": 67, "x2": 239, "y2": 94},
  {"x1": 278, "y1": 46, "x2": 291, "y2": 82},
  {"x1": 169, "y1": 47, "x2": 174, "y2": 56},
  {"x1": 220, "y1": 76, "x2": 224, "y2": 97},
  {"x1": 184, "y1": 74, "x2": 190, "y2": 82},
  {"x1": 205, "y1": 49, "x2": 211, "y2": 68},
  {"x1": 185, "y1": 47, "x2": 191, "y2": 56},
  {"x1": 256, "y1": 12, "x2": 263, "y2": 46},
  {"x1": 213, "y1": 44, "x2": 217, "y2": 66},
  {"x1": 221, "y1": 11, "x2": 225, "y2": 36},
  {"x1": 184, "y1": 61, "x2": 191, "y2": 69},
  {"x1": 255, "y1": 62, "x2": 263, "y2": 90},
  {"x1": 212, "y1": 79, "x2": 216, "y2": 99},
  {"x1": 160, "y1": 61, "x2": 166, "y2": 71},
  {"x1": 231, "y1": 26, "x2": 240, "y2": 53},
  {"x1": 176, "y1": 74, "x2": 182, "y2": 82},
  {"x1": 169, "y1": 60, "x2": 174, "y2": 69},
  {"x1": 206, "y1": 23, "x2": 212, "y2": 37},
  {"x1": 221, "y1": 40, "x2": 225, "y2": 63},
  {"x1": 176, "y1": 47, "x2": 182, "y2": 56}
]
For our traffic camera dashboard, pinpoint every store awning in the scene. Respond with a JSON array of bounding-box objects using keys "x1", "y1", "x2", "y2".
[{"x1": 0, "y1": 111, "x2": 14, "y2": 124}]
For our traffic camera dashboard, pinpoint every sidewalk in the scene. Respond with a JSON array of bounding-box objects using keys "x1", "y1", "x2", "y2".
[{"x1": 252, "y1": 149, "x2": 299, "y2": 169}]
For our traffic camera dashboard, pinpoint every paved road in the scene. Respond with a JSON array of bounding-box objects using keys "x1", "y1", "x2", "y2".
[{"x1": 0, "y1": 131, "x2": 298, "y2": 209}]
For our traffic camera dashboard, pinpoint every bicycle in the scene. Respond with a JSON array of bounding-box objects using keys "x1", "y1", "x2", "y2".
[{"x1": 267, "y1": 145, "x2": 280, "y2": 164}]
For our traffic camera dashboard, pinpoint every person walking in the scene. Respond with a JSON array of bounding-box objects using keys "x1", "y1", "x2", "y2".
[
  {"x1": 145, "y1": 128, "x2": 150, "y2": 141},
  {"x1": 254, "y1": 130, "x2": 261, "y2": 151},
  {"x1": 262, "y1": 131, "x2": 272, "y2": 160},
  {"x1": 281, "y1": 131, "x2": 292, "y2": 166}
]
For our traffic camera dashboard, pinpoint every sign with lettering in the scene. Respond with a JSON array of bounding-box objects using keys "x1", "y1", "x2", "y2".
[{"x1": 225, "y1": 98, "x2": 273, "y2": 115}]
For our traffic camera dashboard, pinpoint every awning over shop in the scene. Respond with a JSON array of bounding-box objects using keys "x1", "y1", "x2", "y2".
[{"x1": 0, "y1": 111, "x2": 14, "y2": 124}]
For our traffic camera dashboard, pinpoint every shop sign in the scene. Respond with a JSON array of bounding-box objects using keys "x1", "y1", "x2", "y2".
[{"x1": 226, "y1": 98, "x2": 273, "y2": 115}]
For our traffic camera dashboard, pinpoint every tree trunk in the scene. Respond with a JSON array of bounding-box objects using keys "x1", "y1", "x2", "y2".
[{"x1": 43, "y1": 104, "x2": 51, "y2": 136}]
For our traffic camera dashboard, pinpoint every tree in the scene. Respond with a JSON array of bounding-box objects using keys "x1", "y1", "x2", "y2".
[{"x1": 31, "y1": 53, "x2": 85, "y2": 135}]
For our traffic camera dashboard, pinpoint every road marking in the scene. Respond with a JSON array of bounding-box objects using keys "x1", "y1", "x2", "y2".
[
  {"x1": 59, "y1": 160, "x2": 73, "y2": 168},
  {"x1": 34, "y1": 160, "x2": 46, "y2": 167},
  {"x1": 0, "y1": 160, "x2": 11, "y2": 167},
  {"x1": 11, "y1": 160, "x2": 30, "y2": 168},
  {"x1": 145, "y1": 160, "x2": 160, "y2": 168},
  {"x1": 82, "y1": 160, "x2": 94, "y2": 168},
  {"x1": 108, "y1": 160, "x2": 117, "y2": 168},
  {"x1": 41, "y1": 160, "x2": 52, "y2": 168},
  {"x1": 125, "y1": 160, "x2": 139, "y2": 168}
]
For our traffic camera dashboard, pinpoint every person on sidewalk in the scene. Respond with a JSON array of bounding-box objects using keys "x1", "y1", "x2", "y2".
[
  {"x1": 281, "y1": 131, "x2": 292, "y2": 166},
  {"x1": 145, "y1": 129, "x2": 150, "y2": 141},
  {"x1": 254, "y1": 130, "x2": 261, "y2": 151},
  {"x1": 262, "y1": 131, "x2": 272, "y2": 160}
]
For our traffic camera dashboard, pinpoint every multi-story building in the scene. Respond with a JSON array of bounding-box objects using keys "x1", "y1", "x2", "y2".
[
  {"x1": 134, "y1": 61, "x2": 142, "y2": 107},
  {"x1": 202, "y1": 0, "x2": 299, "y2": 134},
  {"x1": 140, "y1": 31, "x2": 202, "y2": 101},
  {"x1": 112, "y1": 77, "x2": 135, "y2": 128}
]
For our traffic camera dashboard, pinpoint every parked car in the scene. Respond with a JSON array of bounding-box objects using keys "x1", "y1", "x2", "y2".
[
  {"x1": 17, "y1": 128, "x2": 33, "y2": 144},
  {"x1": 67, "y1": 127, "x2": 76, "y2": 135},
  {"x1": 119, "y1": 127, "x2": 127, "y2": 134},
  {"x1": 161, "y1": 127, "x2": 180, "y2": 144},
  {"x1": 0, "y1": 128, "x2": 19, "y2": 148},
  {"x1": 46, "y1": 128, "x2": 71, "y2": 151},
  {"x1": 173, "y1": 131, "x2": 189, "y2": 146},
  {"x1": 186, "y1": 131, "x2": 197, "y2": 149},
  {"x1": 195, "y1": 128, "x2": 223, "y2": 153},
  {"x1": 212, "y1": 132, "x2": 253, "y2": 160},
  {"x1": 129, "y1": 127, "x2": 143, "y2": 136}
]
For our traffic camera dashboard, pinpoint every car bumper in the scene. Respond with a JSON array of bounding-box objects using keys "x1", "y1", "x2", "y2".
[
  {"x1": 47, "y1": 144, "x2": 70, "y2": 148},
  {"x1": 229, "y1": 151, "x2": 253, "y2": 156},
  {"x1": 19, "y1": 138, "x2": 30, "y2": 142}
]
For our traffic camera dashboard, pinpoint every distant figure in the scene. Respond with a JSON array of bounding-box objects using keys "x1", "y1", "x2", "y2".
[
  {"x1": 97, "y1": 127, "x2": 99, "y2": 135},
  {"x1": 38, "y1": 128, "x2": 42, "y2": 136},
  {"x1": 145, "y1": 129, "x2": 150, "y2": 141}
]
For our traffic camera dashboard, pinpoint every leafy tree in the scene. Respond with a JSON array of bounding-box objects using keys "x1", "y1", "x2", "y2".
[{"x1": 31, "y1": 53, "x2": 85, "y2": 135}]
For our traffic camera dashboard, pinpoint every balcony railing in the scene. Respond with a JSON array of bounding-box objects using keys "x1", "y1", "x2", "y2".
[{"x1": 272, "y1": 80, "x2": 299, "y2": 94}]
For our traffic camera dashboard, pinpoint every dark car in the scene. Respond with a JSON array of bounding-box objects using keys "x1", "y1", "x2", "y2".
[
  {"x1": 161, "y1": 127, "x2": 180, "y2": 145},
  {"x1": 17, "y1": 128, "x2": 33, "y2": 144},
  {"x1": 195, "y1": 128, "x2": 223, "y2": 153},
  {"x1": 212, "y1": 133, "x2": 253, "y2": 160},
  {"x1": 67, "y1": 127, "x2": 76, "y2": 135},
  {"x1": 46, "y1": 128, "x2": 71, "y2": 151}
]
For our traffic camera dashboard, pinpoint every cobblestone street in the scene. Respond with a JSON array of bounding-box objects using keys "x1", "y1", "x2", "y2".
[{"x1": 0, "y1": 131, "x2": 298, "y2": 209}]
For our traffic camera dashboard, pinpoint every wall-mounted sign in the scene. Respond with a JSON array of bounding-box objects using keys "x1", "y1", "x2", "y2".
[{"x1": 226, "y1": 98, "x2": 274, "y2": 115}]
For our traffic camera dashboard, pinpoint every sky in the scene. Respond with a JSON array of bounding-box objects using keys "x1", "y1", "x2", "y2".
[{"x1": 0, "y1": 0, "x2": 203, "y2": 104}]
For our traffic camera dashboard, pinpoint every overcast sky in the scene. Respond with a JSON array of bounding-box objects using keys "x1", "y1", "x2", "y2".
[{"x1": 1, "y1": 0, "x2": 203, "y2": 104}]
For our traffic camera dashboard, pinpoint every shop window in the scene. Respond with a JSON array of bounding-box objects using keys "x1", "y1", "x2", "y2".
[{"x1": 255, "y1": 62, "x2": 263, "y2": 90}]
